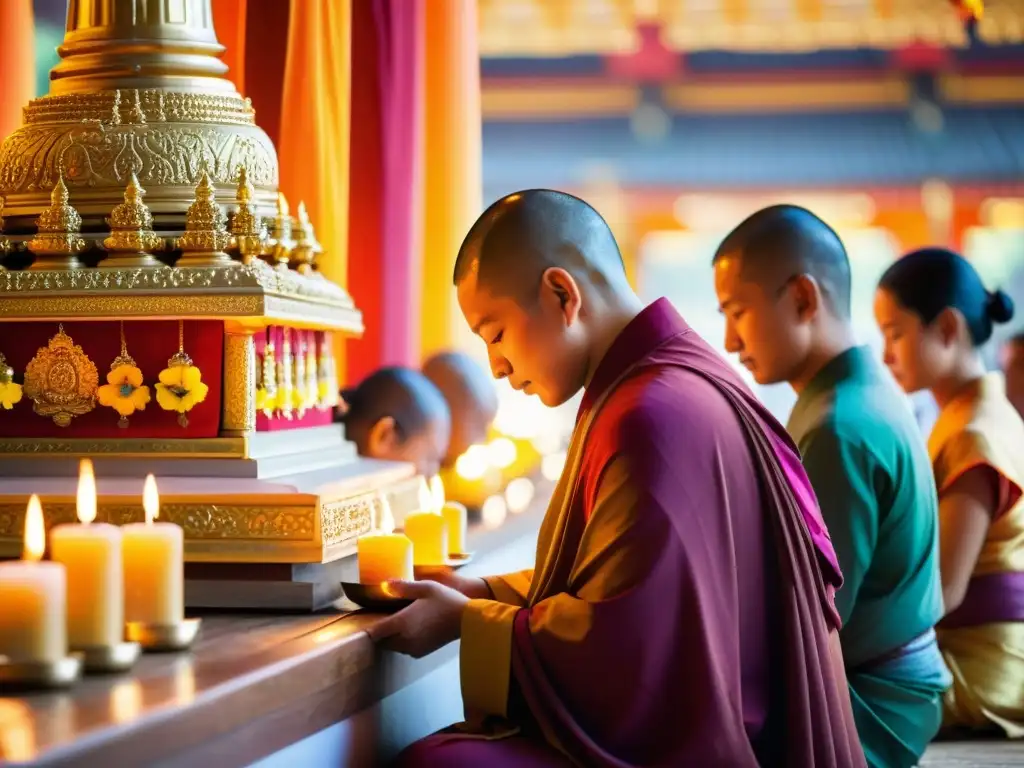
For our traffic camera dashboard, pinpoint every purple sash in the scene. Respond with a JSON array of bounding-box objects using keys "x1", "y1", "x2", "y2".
[{"x1": 941, "y1": 572, "x2": 1024, "y2": 629}]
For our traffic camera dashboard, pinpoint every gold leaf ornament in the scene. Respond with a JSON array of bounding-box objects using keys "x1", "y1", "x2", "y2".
[
  {"x1": 155, "y1": 321, "x2": 209, "y2": 427},
  {"x1": 0, "y1": 353, "x2": 22, "y2": 410},
  {"x1": 23, "y1": 324, "x2": 99, "y2": 427},
  {"x1": 96, "y1": 322, "x2": 151, "y2": 428}
]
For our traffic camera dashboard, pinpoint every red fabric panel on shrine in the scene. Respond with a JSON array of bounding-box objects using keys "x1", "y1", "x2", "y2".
[
  {"x1": 0, "y1": 320, "x2": 223, "y2": 438},
  {"x1": 254, "y1": 328, "x2": 333, "y2": 432}
]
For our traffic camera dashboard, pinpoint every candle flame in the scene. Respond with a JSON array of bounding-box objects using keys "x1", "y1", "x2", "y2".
[
  {"x1": 378, "y1": 494, "x2": 395, "y2": 535},
  {"x1": 76, "y1": 459, "x2": 97, "y2": 525},
  {"x1": 429, "y1": 475, "x2": 445, "y2": 512},
  {"x1": 417, "y1": 476, "x2": 433, "y2": 513},
  {"x1": 23, "y1": 495, "x2": 45, "y2": 562},
  {"x1": 143, "y1": 474, "x2": 160, "y2": 524}
]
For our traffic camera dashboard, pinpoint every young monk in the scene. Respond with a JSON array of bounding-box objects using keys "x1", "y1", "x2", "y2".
[
  {"x1": 712, "y1": 205, "x2": 949, "y2": 767},
  {"x1": 423, "y1": 351, "x2": 499, "y2": 467},
  {"x1": 369, "y1": 190, "x2": 866, "y2": 767},
  {"x1": 875, "y1": 247, "x2": 1024, "y2": 736},
  {"x1": 336, "y1": 366, "x2": 451, "y2": 477}
]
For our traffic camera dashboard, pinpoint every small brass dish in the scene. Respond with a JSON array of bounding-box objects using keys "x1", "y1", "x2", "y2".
[
  {"x1": 74, "y1": 641, "x2": 141, "y2": 674},
  {"x1": 125, "y1": 618, "x2": 203, "y2": 652},
  {"x1": 0, "y1": 655, "x2": 83, "y2": 691}
]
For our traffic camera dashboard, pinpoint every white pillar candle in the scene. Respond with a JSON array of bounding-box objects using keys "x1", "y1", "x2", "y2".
[
  {"x1": 49, "y1": 459, "x2": 124, "y2": 649},
  {"x1": 441, "y1": 502, "x2": 468, "y2": 555},
  {"x1": 122, "y1": 475, "x2": 184, "y2": 625},
  {"x1": 404, "y1": 512, "x2": 448, "y2": 566},
  {"x1": 357, "y1": 495, "x2": 413, "y2": 584},
  {"x1": 0, "y1": 495, "x2": 67, "y2": 664}
]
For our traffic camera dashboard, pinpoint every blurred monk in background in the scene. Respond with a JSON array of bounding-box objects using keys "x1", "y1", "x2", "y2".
[
  {"x1": 423, "y1": 350, "x2": 499, "y2": 468},
  {"x1": 336, "y1": 366, "x2": 450, "y2": 477},
  {"x1": 370, "y1": 190, "x2": 866, "y2": 767}
]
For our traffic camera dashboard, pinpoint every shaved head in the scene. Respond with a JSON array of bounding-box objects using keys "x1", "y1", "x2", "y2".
[
  {"x1": 453, "y1": 189, "x2": 627, "y2": 300},
  {"x1": 423, "y1": 351, "x2": 499, "y2": 466},
  {"x1": 713, "y1": 204, "x2": 851, "y2": 319}
]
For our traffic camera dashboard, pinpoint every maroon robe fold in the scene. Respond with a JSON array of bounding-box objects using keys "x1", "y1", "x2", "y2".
[{"x1": 397, "y1": 298, "x2": 865, "y2": 767}]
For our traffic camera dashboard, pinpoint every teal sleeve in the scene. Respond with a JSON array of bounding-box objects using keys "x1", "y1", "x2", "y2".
[{"x1": 798, "y1": 426, "x2": 880, "y2": 625}]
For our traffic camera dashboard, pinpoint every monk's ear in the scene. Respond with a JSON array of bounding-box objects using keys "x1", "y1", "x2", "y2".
[
  {"x1": 934, "y1": 307, "x2": 963, "y2": 347},
  {"x1": 367, "y1": 416, "x2": 400, "y2": 458},
  {"x1": 541, "y1": 267, "x2": 582, "y2": 325},
  {"x1": 790, "y1": 274, "x2": 820, "y2": 322}
]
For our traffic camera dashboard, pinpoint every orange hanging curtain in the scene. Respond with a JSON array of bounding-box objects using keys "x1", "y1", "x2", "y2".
[
  {"x1": 0, "y1": 0, "x2": 36, "y2": 143},
  {"x1": 277, "y1": 0, "x2": 351, "y2": 289},
  {"x1": 420, "y1": 0, "x2": 483, "y2": 359},
  {"x1": 211, "y1": 0, "x2": 247, "y2": 95}
]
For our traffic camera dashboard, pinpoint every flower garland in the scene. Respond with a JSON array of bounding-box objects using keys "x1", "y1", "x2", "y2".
[
  {"x1": 0, "y1": 353, "x2": 22, "y2": 411},
  {"x1": 96, "y1": 322, "x2": 150, "y2": 427},
  {"x1": 155, "y1": 320, "x2": 209, "y2": 427}
]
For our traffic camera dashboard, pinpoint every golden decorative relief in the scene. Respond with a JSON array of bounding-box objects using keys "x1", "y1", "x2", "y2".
[
  {"x1": 0, "y1": 436, "x2": 245, "y2": 457},
  {"x1": 27, "y1": 176, "x2": 88, "y2": 270},
  {"x1": 102, "y1": 173, "x2": 164, "y2": 267},
  {"x1": 22, "y1": 90, "x2": 256, "y2": 128},
  {"x1": 229, "y1": 166, "x2": 267, "y2": 264},
  {"x1": 23, "y1": 324, "x2": 99, "y2": 427},
  {"x1": 0, "y1": 503, "x2": 315, "y2": 541},
  {"x1": 0, "y1": 120, "x2": 277, "y2": 200},
  {"x1": 321, "y1": 495, "x2": 375, "y2": 548}
]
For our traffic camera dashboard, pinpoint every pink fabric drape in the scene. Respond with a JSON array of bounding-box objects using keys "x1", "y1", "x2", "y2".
[{"x1": 373, "y1": 0, "x2": 425, "y2": 368}]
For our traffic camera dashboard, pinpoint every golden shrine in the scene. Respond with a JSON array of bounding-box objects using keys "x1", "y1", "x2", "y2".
[{"x1": 0, "y1": 0, "x2": 421, "y2": 609}]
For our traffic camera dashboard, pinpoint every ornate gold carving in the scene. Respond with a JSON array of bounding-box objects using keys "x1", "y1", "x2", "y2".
[
  {"x1": 229, "y1": 166, "x2": 267, "y2": 264},
  {"x1": 0, "y1": 259, "x2": 362, "y2": 330},
  {"x1": 0, "y1": 503, "x2": 315, "y2": 541},
  {"x1": 101, "y1": 173, "x2": 164, "y2": 268},
  {"x1": 321, "y1": 494, "x2": 375, "y2": 548},
  {"x1": 23, "y1": 324, "x2": 99, "y2": 427},
  {"x1": 176, "y1": 170, "x2": 232, "y2": 266},
  {"x1": 27, "y1": 176, "x2": 88, "y2": 271},
  {"x1": 23, "y1": 91, "x2": 257, "y2": 128},
  {"x1": 0, "y1": 121, "x2": 277, "y2": 205},
  {"x1": 0, "y1": 197, "x2": 10, "y2": 265},
  {"x1": 222, "y1": 330, "x2": 257, "y2": 435},
  {"x1": 0, "y1": 436, "x2": 246, "y2": 457},
  {"x1": 261, "y1": 193, "x2": 295, "y2": 270},
  {"x1": 290, "y1": 202, "x2": 323, "y2": 275}
]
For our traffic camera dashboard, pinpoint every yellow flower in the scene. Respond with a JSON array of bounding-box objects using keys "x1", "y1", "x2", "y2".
[
  {"x1": 97, "y1": 364, "x2": 150, "y2": 417},
  {"x1": 155, "y1": 364, "x2": 209, "y2": 414},
  {"x1": 0, "y1": 381, "x2": 22, "y2": 410}
]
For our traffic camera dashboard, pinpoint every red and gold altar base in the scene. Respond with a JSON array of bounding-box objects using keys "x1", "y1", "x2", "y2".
[{"x1": 0, "y1": 0, "x2": 421, "y2": 608}]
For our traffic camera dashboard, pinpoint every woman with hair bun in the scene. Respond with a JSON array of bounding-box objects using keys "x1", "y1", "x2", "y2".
[{"x1": 875, "y1": 247, "x2": 1024, "y2": 735}]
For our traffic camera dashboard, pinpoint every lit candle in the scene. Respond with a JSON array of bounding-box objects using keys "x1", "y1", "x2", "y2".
[
  {"x1": 50, "y1": 459, "x2": 124, "y2": 649},
  {"x1": 432, "y1": 475, "x2": 467, "y2": 555},
  {"x1": 357, "y1": 495, "x2": 413, "y2": 584},
  {"x1": 0, "y1": 495, "x2": 67, "y2": 664},
  {"x1": 403, "y1": 478, "x2": 449, "y2": 566},
  {"x1": 122, "y1": 475, "x2": 184, "y2": 625}
]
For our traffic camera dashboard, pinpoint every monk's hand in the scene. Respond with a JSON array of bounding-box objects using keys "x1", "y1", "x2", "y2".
[
  {"x1": 367, "y1": 579, "x2": 469, "y2": 658},
  {"x1": 413, "y1": 568, "x2": 490, "y2": 599}
]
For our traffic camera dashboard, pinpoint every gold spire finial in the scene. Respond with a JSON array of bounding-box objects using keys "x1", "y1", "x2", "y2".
[
  {"x1": 261, "y1": 191, "x2": 295, "y2": 270},
  {"x1": 228, "y1": 165, "x2": 267, "y2": 264},
  {"x1": 100, "y1": 173, "x2": 164, "y2": 268},
  {"x1": 290, "y1": 201, "x2": 323, "y2": 275},
  {"x1": 175, "y1": 170, "x2": 233, "y2": 267},
  {"x1": 27, "y1": 173, "x2": 88, "y2": 270}
]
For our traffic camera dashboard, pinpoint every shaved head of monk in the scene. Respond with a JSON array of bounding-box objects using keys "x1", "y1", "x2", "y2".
[
  {"x1": 422, "y1": 351, "x2": 499, "y2": 467},
  {"x1": 712, "y1": 204, "x2": 855, "y2": 391},
  {"x1": 454, "y1": 189, "x2": 642, "y2": 407}
]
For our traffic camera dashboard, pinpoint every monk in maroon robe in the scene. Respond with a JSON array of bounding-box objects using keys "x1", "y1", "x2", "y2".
[{"x1": 368, "y1": 190, "x2": 866, "y2": 767}]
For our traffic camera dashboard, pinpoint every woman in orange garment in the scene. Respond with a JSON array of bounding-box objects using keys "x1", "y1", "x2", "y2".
[{"x1": 875, "y1": 247, "x2": 1024, "y2": 736}]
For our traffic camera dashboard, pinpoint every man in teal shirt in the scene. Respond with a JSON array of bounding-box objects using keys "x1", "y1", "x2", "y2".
[{"x1": 713, "y1": 205, "x2": 950, "y2": 768}]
